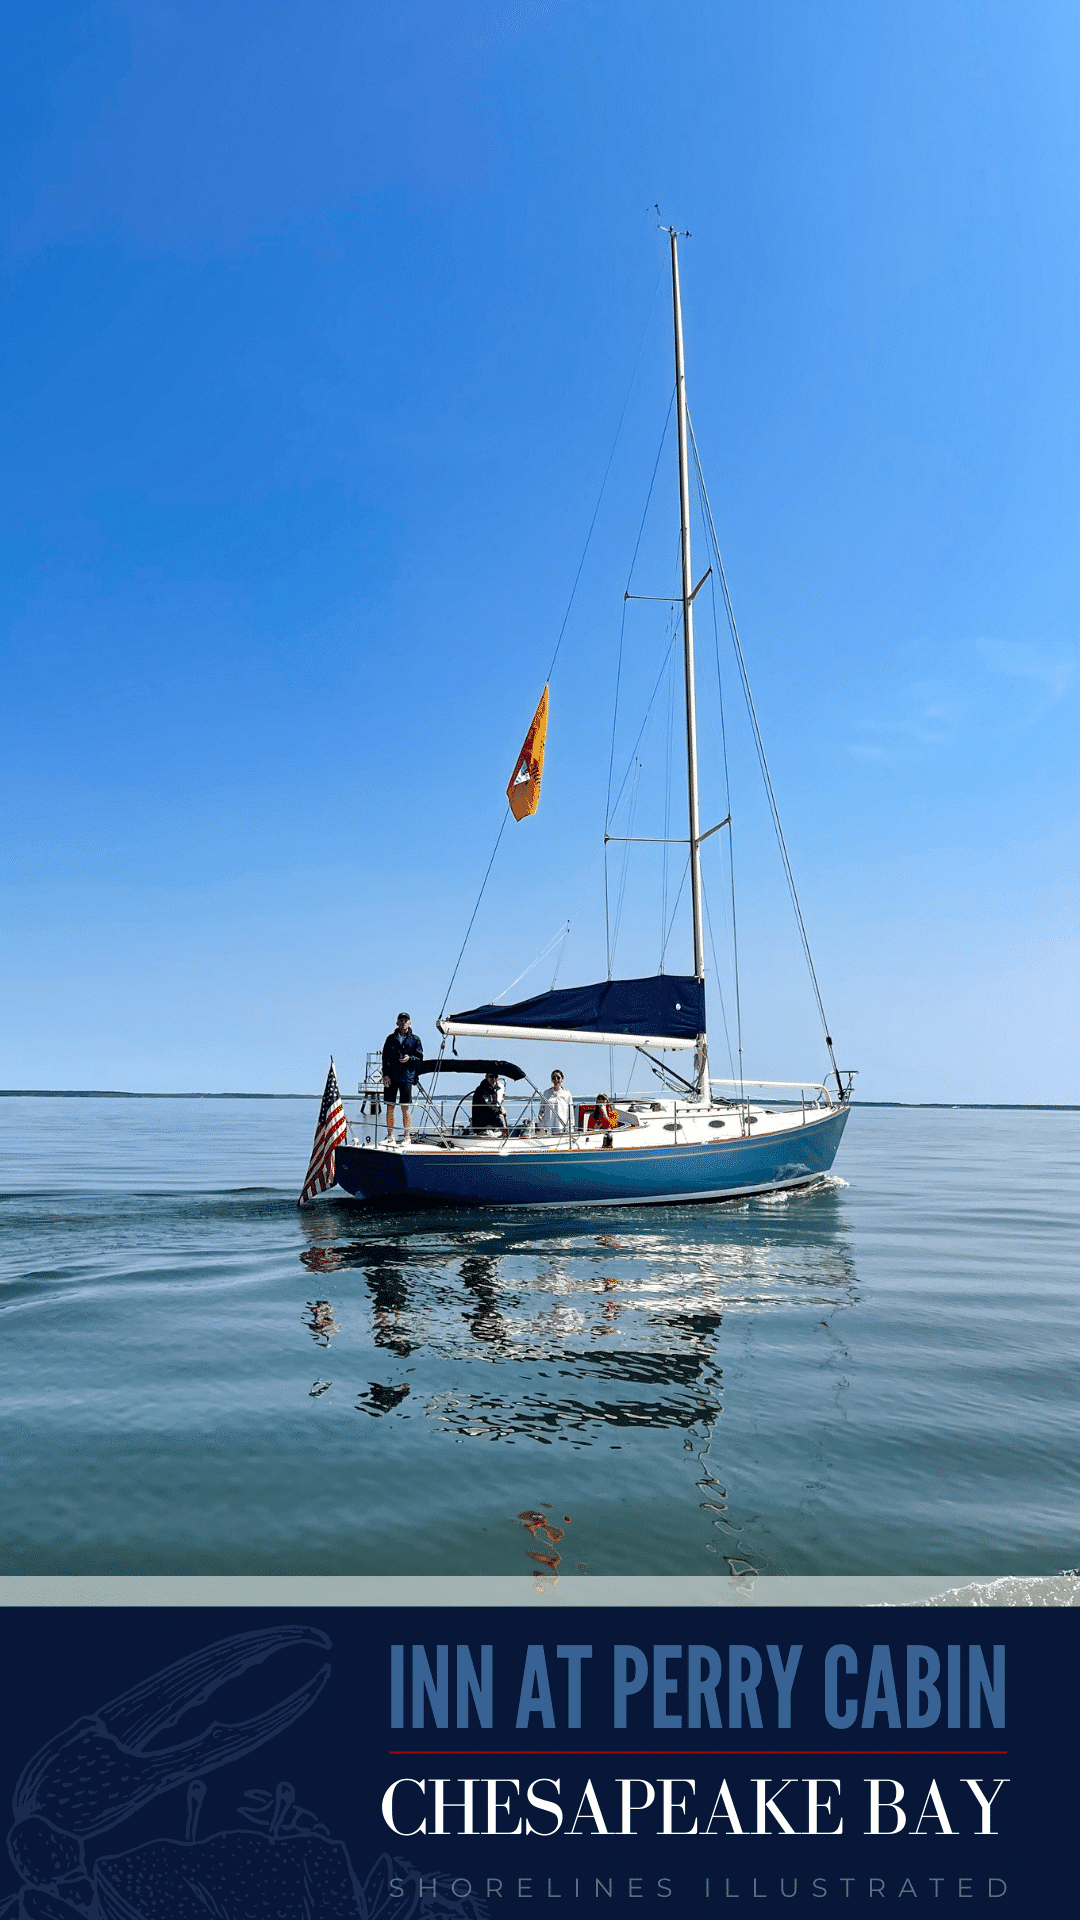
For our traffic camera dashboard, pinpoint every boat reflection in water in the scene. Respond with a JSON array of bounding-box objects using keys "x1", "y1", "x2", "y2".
[
  {"x1": 301, "y1": 1299, "x2": 340, "y2": 1346},
  {"x1": 297, "y1": 1182, "x2": 857, "y2": 1457}
]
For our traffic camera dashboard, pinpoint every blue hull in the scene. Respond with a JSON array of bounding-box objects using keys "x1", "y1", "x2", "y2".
[{"x1": 333, "y1": 1105, "x2": 849, "y2": 1208}]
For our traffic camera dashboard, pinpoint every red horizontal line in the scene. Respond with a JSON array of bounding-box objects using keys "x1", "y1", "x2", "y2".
[{"x1": 388, "y1": 1750, "x2": 1007, "y2": 1758}]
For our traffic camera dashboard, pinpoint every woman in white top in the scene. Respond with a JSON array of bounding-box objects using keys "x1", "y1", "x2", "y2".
[{"x1": 538, "y1": 1069, "x2": 574, "y2": 1134}]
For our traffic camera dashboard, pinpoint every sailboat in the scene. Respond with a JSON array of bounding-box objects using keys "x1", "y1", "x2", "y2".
[{"x1": 333, "y1": 230, "x2": 853, "y2": 1207}]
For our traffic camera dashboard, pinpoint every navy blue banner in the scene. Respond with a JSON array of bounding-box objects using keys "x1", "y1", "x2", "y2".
[{"x1": 0, "y1": 1605, "x2": 1068, "y2": 1919}]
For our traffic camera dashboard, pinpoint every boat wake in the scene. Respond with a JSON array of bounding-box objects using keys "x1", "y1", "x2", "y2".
[
  {"x1": 913, "y1": 1572, "x2": 1080, "y2": 1607},
  {"x1": 738, "y1": 1173, "x2": 850, "y2": 1209}
]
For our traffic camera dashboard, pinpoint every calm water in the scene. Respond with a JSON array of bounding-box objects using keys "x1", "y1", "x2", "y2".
[{"x1": 0, "y1": 1098, "x2": 1076, "y2": 1577}]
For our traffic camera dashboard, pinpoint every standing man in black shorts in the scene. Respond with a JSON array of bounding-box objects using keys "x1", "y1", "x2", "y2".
[{"x1": 382, "y1": 1011, "x2": 423, "y2": 1145}]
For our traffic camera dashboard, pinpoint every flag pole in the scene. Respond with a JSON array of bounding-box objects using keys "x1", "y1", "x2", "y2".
[{"x1": 298, "y1": 1057, "x2": 348, "y2": 1205}]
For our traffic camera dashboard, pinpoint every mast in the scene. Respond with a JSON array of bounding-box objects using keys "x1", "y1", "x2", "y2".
[{"x1": 668, "y1": 227, "x2": 708, "y2": 1097}]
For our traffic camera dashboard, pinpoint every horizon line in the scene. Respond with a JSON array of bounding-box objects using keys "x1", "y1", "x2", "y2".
[{"x1": 0, "y1": 1091, "x2": 1076, "y2": 1111}]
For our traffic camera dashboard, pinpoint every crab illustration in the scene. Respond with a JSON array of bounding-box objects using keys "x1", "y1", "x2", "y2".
[
  {"x1": 6, "y1": 1625, "x2": 331, "y2": 1920},
  {"x1": 5, "y1": 1629, "x2": 487, "y2": 1920}
]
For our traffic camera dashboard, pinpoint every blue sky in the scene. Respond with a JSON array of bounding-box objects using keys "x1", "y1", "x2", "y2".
[{"x1": 2, "y1": 0, "x2": 1076, "y2": 1101}]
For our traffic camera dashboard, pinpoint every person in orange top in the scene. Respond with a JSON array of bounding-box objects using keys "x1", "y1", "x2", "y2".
[{"x1": 588, "y1": 1094, "x2": 619, "y2": 1131}]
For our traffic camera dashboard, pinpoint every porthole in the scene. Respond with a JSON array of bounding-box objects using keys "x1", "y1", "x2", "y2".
[{"x1": 708, "y1": 1120, "x2": 726, "y2": 1129}]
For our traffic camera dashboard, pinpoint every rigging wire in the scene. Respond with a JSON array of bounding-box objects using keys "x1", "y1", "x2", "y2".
[
  {"x1": 438, "y1": 809, "x2": 510, "y2": 1019},
  {"x1": 606, "y1": 544, "x2": 682, "y2": 976},
  {"x1": 604, "y1": 392, "x2": 676, "y2": 977},
  {"x1": 604, "y1": 619, "x2": 679, "y2": 962},
  {"x1": 606, "y1": 550, "x2": 683, "y2": 824},
  {"x1": 443, "y1": 272, "x2": 664, "y2": 1021},
  {"x1": 658, "y1": 854, "x2": 689, "y2": 969},
  {"x1": 702, "y1": 874, "x2": 737, "y2": 1084},
  {"x1": 688, "y1": 412, "x2": 841, "y2": 1087},
  {"x1": 625, "y1": 389, "x2": 676, "y2": 593},
  {"x1": 608, "y1": 759, "x2": 642, "y2": 967},
  {"x1": 545, "y1": 267, "x2": 666, "y2": 684},
  {"x1": 607, "y1": 630, "x2": 679, "y2": 824},
  {"x1": 726, "y1": 817, "x2": 744, "y2": 1103},
  {"x1": 549, "y1": 922, "x2": 571, "y2": 991},
  {"x1": 659, "y1": 609, "x2": 677, "y2": 967},
  {"x1": 603, "y1": 592, "x2": 630, "y2": 978},
  {"x1": 707, "y1": 574, "x2": 734, "y2": 834},
  {"x1": 493, "y1": 920, "x2": 571, "y2": 1002},
  {"x1": 707, "y1": 564, "x2": 744, "y2": 1097}
]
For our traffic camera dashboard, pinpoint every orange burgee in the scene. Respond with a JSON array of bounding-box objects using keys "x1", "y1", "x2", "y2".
[{"x1": 506, "y1": 683, "x2": 549, "y2": 820}]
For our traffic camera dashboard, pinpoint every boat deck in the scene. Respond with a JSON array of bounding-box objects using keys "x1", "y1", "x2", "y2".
[{"x1": 349, "y1": 1095, "x2": 834, "y2": 1156}]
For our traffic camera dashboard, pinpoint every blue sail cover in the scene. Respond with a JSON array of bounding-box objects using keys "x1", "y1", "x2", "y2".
[{"x1": 447, "y1": 975, "x2": 705, "y2": 1042}]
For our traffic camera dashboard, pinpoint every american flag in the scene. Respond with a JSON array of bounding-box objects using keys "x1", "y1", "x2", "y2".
[{"x1": 298, "y1": 1058, "x2": 349, "y2": 1205}]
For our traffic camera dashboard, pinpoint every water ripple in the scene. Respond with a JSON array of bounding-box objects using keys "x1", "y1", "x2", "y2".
[{"x1": 0, "y1": 1098, "x2": 1076, "y2": 1576}]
